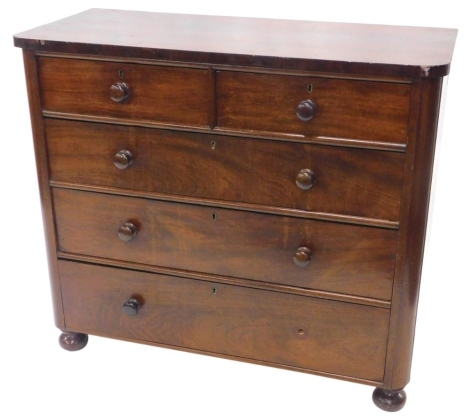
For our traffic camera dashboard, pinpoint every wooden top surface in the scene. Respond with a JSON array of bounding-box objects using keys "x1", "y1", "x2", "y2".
[{"x1": 14, "y1": 8, "x2": 457, "y2": 78}]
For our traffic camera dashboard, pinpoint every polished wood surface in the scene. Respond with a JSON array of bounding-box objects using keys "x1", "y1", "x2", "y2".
[
  {"x1": 14, "y1": 9, "x2": 457, "y2": 77},
  {"x1": 38, "y1": 57, "x2": 211, "y2": 127},
  {"x1": 59, "y1": 260, "x2": 390, "y2": 381},
  {"x1": 46, "y1": 119, "x2": 405, "y2": 221},
  {"x1": 109, "y1": 82, "x2": 130, "y2": 102},
  {"x1": 122, "y1": 298, "x2": 142, "y2": 316},
  {"x1": 58, "y1": 252, "x2": 392, "y2": 309},
  {"x1": 50, "y1": 181, "x2": 400, "y2": 229},
  {"x1": 43, "y1": 109, "x2": 408, "y2": 152},
  {"x1": 15, "y1": 9, "x2": 456, "y2": 410},
  {"x1": 217, "y1": 71, "x2": 411, "y2": 143},
  {"x1": 22, "y1": 50, "x2": 65, "y2": 330},
  {"x1": 372, "y1": 388, "x2": 407, "y2": 412},
  {"x1": 384, "y1": 77, "x2": 444, "y2": 390},
  {"x1": 53, "y1": 188, "x2": 397, "y2": 300},
  {"x1": 296, "y1": 99, "x2": 317, "y2": 122},
  {"x1": 59, "y1": 331, "x2": 88, "y2": 351}
]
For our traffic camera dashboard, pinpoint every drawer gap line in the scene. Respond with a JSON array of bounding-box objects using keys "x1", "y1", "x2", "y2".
[
  {"x1": 42, "y1": 112, "x2": 406, "y2": 153},
  {"x1": 57, "y1": 252, "x2": 392, "y2": 309},
  {"x1": 50, "y1": 181, "x2": 399, "y2": 230}
]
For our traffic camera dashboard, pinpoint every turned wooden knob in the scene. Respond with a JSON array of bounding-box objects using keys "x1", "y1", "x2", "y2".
[
  {"x1": 114, "y1": 150, "x2": 133, "y2": 169},
  {"x1": 294, "y1": 247, "x2": 312, "y2": 267},
  {"x1": 110, "y1": 82, "x2": 130, "y2": 102},
  {"x1": 296, "y1": 168, "x2": 316, "y2": 190},
  {"x1": 122, "y1": 298, "x2": 141, "y2": 316},
  {"x1": 118, "y1": 222, "x2": 137, "y2": 241},
  {"x1": 296, "y1": 99, "x2": 317, "y2": 121}
]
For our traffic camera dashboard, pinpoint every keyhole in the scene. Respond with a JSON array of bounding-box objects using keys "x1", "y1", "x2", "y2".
[
  {"x1": 212, "y1": 287, "x2": 217, "y2": 295},
  {"x1": 118, "y1": 70, "x2": 124, "y2": 78},
  {"x1": 307, "y1": 84, "x2": 313, "y2": 93},
  {"x1": 211, "y1": 140, "x2": 216, "y2": 150},
  {"x1": 212, "y1": 213, "x2": 216, "y2": 221}
]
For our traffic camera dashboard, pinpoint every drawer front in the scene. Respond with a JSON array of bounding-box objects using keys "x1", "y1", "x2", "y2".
[
  {"x1": 216, "y1": 71, "x2": 411, "y2": 143},
  {"x1": 47, "y1": 119, "x2": 405, "y2": 221},
  {"x1": 59, "y1": 260, "x2": 389, "y2": 381},
  {"x1": 54, "y1": 189, "x2": 397, "y2": 300},
  {"x1": 38, "y1": 57, "x2": 211, "y2": 127}
]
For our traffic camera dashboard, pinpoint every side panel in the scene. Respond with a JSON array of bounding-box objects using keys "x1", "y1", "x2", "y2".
[
  {"x1": 22, "y1": 49, "x2": 65, "y2": 330},
  {"x1": 384, "y1": 77, "x2": 443, "y2": 389}
]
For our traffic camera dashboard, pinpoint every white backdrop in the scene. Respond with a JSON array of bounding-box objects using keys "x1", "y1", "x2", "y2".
[{"x1": 2, "y1": 2, "x2": 468, "y2": 419}]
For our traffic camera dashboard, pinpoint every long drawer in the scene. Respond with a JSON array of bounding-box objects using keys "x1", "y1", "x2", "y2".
[
  {"x1": 59, "y1": 260, "x2": 390, "y2": 381},
  {"x1": 216, "y1": 71, "x2": 411, "y2": 143},
  {"x1": 53, "y1": 188, "x2": 397, "y2": 300},
  {"x1": 38, "y1": 57, "x2": 211, "y2": 127},
  {"x1": 46, "y1": 119, "x2": 405, "y2": 221}
]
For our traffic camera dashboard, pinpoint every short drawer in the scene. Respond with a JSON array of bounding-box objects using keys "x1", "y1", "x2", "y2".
[
  {"x1": 38, "y1": 57, "x2": 211, "y2": 127},
  {"x1": 54, "y1": 189, "x2": 397, "y2": 300},
  {"x1": 46, "y1": 119, "x2": 405, "y2": 221},
  {"x1": 216, "y1": 71, "x2": 411, "y2": 143},
  {"x1": 59, "y1": 260, "x2": 389, "y2": 381}
]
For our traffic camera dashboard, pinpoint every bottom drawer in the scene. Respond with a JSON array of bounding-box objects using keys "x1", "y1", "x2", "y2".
[{"x1": 59, "y1": 260, "x2": 389, "y2": 382}]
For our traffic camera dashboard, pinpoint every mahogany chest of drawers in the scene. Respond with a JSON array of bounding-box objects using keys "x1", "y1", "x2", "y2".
[{"x1": 14, "y1": 9, "x2": 457, "y2": 411}]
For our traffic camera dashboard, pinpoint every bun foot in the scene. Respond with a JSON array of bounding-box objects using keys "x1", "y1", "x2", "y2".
[
  {"x1": 59, "y1": 331, "x2": 88, "y2": 351},
  {"x1": 372, "y1": 387, "x2": 406, "y2": 412}
]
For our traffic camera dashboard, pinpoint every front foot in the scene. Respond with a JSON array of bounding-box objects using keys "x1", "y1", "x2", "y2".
[
  {"x1": 59, "y1": 331, "x2": 88, "y2": 351},
  {"x1": 372, "y1": 387, "x2": 406, "y2": 412}
]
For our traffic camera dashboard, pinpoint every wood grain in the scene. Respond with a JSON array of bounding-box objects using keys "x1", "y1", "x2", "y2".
[
  {"x1": 42, "y1": 110, "x2": 408, "y2": 152},
  {"x1": 59, "y1": 260, "x2": 390, "y2": 381},
  {"x1": 49, "y1": 181, "x2": 400, "y2": 229},
  {"x1": 46, "y1": 119, "x2": 405, "y2": 221},
  {"x1": 22, "y1": 50, "x2": 65, "y2": 330},
  {"x1": 217, "y1": 71, "x2": 411, "y2": 143},
  {"x1": 38, "y1": 57, "x2": 211, "y2": 127},
  {"x1": 384, "y1": 77, "x2": 443, "y2": 390},
  {"x1": 53, "y1": 188, "x2": 398, "y2": 300},
  {"x1": 14, "y1": 9, "x2": 457, "y2": 77},
  {"x1": 57, "y1": 251, "x2": 392, "y2": 308}
]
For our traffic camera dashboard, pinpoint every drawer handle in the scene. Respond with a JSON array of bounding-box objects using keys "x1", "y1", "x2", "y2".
[
  {"x1": 122, "y1": 298, "x2": 141, "y2": 316},
  {"x1": 296, "y1": 168, "x2": 316, "y2": 190},
  {"x1": 296, "y1": 99, "x2": 317, "y2": 121},
  {"x1": 110, "y1": 82, "x2": 130, "y2": 102},
  {"x1": 294, "y1": 247, "x2": 312, "y2": 267},
  {"x1": 114, "y1": 150, "x2": 134, "y2": 169},
  {"x1": 118, "y1": 221, "x2": 137, "y2": 241}
]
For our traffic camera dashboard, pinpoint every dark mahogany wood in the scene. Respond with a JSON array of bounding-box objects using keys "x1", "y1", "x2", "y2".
[
  {"x1": 372, "y1": 388, "x2": 406, "y2": 412},
  {"x1": 38, "y1": 57, "x2": 211, "y2": 127},
  {"x1": 13, "y1": 9, "x2": 457, "y2": 78},
  {"x1": 113, "y1": 150, "x2": 133, "y2": 170},
  {"x1": 293, "y1": 247, "x2": 312, "y2": 267},
  {"x1": 45, "y1": 119, "x2": 405, "y2": 221},
  {"x1": 21, "y1": 50, "x2": 66, "y2": 330},
  {"x1": 384, "y1": 77, "x2": 444, "y2": 390},
  {"x1": 52, "y1": 188, "x2": 397, "y2": 300},
  {"x1": 122, "y1": 298, "x2": 141, "y2": 316},
  {"x1": 296, "y1": 100, "x2": 317, "y2": 121},
  {"x1": 59, "y1": 260, "x2": 390, "y2": 381},
  {"x1": 14, "y1": 9, "x2": 457, "y2": 410},
  {"x1": 110, "y1": 82, "x2": 130, "y2": 102},
  {"x1": 117, "y1": 221, "x2": 137, "y2": 241},
  {"x1": 50, "y1": 181, "x2": 400, "y2": 230},
  {"x1": 295, "y1": 169, "x2": 315, "y2": 190},
  {"x1": 59, "y1": 331, "x2": 88, "y2": 351},
  {"x1": 216, "y1": 71, "x2": 411, "y2": 143},
  {"x1": 59, "y1": 252, "x2": 391, "y2": 308}
]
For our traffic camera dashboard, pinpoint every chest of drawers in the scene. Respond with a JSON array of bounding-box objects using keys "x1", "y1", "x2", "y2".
[{"x1": 14, "y1": 9, "x2": 457, "y2": 411}]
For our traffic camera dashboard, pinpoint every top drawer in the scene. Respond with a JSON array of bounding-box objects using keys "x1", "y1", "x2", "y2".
[
  {"x1": 216, "y1": 71, "x2": 411, "y2": 144},
  {"x1": 38, "y1": 57, "x2": 211, "y2": 127}
]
